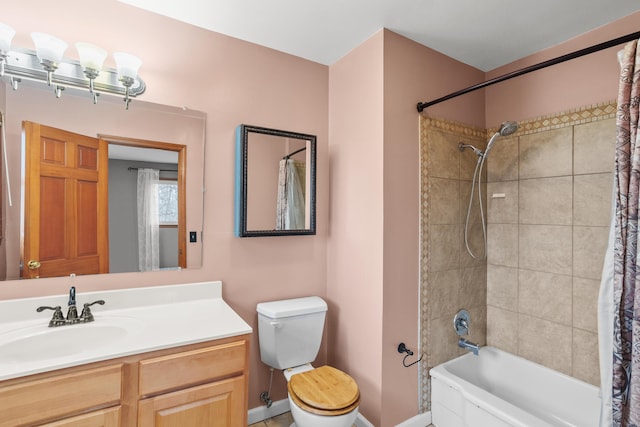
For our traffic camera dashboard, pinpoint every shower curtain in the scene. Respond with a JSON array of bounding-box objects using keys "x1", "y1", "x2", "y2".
[
  {"x1": 606, "y1": 38, "x2": 640, "y2": 426},
  {"x1": 137, "y1": 168, "x2": 160, "y2": 272},
  {"x1": 275, "y1": 158, "x2": 305, "y2": 230}
]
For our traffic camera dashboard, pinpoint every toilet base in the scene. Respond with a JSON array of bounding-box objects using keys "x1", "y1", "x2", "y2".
[{"x1": 289, "y1": 395, "x2": 358, "y2": 427}]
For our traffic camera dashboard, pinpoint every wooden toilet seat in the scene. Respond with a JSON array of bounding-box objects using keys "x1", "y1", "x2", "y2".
[{"x1": 288, "y1": 365, "x2": 360, "y2": 416}]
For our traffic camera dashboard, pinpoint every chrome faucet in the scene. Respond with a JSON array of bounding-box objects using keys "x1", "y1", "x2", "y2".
[
  {"x1": 454, "y1": 309, "x2": 480, "y2": 356},
  {"x1": 66, "y1": 286, "x2": 79, "y2": 323},
  {"x1": 37, "y1": 287, "x2": 106, "y2": 327},
  {"x1": 458, "y1": 338, "x2": 479, "y2": 356}
]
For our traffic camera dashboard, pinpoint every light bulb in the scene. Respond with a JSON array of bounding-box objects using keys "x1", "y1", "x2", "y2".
[
  {"x1": 76, "y1": 42, "x2": 107, "y2": 76},
  {"x1": 31, "y1": 32, "x2": 68, "y2": 65}
]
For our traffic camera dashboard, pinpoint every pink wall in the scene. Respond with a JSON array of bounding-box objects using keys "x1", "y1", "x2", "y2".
[
  {"x1": 486, "y1": 11, "x2": 640, "y2": 126},
  {"x1": 327, "y1": 31, "x2": 386, "y2": 425},
  {"x1": 0, "y1": 0, "x2": 329, "y2": 410},
  {"x1": 327, "y1": 29, "x2": 484, "y2": 425}
]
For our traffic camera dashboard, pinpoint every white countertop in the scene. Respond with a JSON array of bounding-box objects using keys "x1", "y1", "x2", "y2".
[{"x1": 0, "y1": 281, "x2": 252, "y2": 381}]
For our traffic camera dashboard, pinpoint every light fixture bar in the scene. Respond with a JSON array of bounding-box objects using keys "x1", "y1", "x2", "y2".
[{"x1": 2, "y1": 47, "x2": 145, "y2": 98}]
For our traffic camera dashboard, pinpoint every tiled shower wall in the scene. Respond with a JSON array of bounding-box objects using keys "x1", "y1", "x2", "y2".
[
  {"x1": 419, "y1": 102, "x2": 616, "y2": 410},
  {"x1": 485, "y1": 103, "x2": 616, "y2": 386},
  {"x1": 419, "y1": 118, "x2": 489, "y2": 412}
]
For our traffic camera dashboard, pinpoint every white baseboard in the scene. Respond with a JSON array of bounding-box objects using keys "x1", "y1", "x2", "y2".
[
  {"x1": 248, "y1": 399, "x2": 290, "y2": 425},
  {"x1": 394, "y1": 412, "x2": 432, "y2": 427},
  {"x1": 248, "y1": 399, "x2": 375, "y2": 427},
  {"x1": 354, "y1": 412, "x2": 375, "y2": 427}
]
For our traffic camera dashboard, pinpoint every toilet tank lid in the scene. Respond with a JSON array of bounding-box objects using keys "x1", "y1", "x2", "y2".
[{"x1": 257, "y1": 296, "x2": 327, "y2": 319}]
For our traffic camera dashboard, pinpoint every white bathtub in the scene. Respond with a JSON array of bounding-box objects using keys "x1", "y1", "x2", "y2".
[{"x1": 430, "y1": 346, "x2": 600, "y2": 427}]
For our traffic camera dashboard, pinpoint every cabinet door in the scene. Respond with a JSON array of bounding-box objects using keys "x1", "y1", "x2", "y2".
[
  {"x1": 138, "y1": 375, "x2": 246, "y2": 427},
  {"x1": 40, "y1": 406, "x2": 120, "y2": 427}
]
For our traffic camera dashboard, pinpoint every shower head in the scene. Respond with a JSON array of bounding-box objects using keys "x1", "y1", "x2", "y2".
[
  {"x1": 498, "y1": 121, "x2": 518, "y2": 136},
  {"x1": 485, "y1": 121, "x2": 519, "y2": 155}
]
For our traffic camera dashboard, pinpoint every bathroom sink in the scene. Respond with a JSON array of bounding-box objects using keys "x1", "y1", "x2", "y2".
[{"x1": 0, "y1": 318, "x2": 137, "y2": 363}]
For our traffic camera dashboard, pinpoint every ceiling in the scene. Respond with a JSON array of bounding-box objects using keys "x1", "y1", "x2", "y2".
[{"x1": 118, "y1": 0, "x2": 640, "y2": 71}]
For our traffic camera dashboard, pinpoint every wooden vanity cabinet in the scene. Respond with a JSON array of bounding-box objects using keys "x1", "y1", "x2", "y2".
[
  {"x1": 137, "y1": 339, "x2": 249, "y2": 427},
  {"x1": 0, "y1": 334, "x2": 250, "y2": 427}
]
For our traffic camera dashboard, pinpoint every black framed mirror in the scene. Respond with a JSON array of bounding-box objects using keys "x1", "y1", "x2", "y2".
[{"x1": 234, "y1": 124, "x2": 316, "y2": 237}]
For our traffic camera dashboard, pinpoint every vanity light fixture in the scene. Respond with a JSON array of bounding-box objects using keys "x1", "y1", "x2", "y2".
[{"x1": 0, "y1": 23, "x2": 145, "y2": 108}]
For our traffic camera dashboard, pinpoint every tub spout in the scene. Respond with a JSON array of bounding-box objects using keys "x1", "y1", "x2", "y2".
[{"x1": 458, "y1": 338, "x2": 479, "y2": 356}]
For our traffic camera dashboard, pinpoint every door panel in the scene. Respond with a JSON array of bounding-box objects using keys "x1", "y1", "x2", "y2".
[{"x1": 23, "y1": 121, "x2": 109, "y2": 278}]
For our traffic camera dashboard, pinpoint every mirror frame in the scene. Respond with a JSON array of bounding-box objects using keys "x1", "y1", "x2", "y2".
[{"x1": 235, "y1": 124, "x2": 316, "y2": 237}]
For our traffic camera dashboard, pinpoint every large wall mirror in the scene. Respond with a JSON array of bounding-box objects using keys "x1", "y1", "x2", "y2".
[
  {"x1": 0, "y1": 81, "x2": 205, "y2": 280},
  {"x1": 235, "y1": 124, "x2": 316, "y2": 237}
]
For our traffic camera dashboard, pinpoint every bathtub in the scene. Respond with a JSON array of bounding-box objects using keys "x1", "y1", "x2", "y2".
[{"x1": 430, "y1": 346, "x2": 600, "y2": 427}]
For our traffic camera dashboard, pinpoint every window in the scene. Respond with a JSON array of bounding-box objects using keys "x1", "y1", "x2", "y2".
[{"x1": 158, "y1": 180, "x2": 178, "y2": 226}]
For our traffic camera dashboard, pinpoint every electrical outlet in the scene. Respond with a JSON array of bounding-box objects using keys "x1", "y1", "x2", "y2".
[{"x1": 189, "y1": 231, "x2": 197, "y2": 243}]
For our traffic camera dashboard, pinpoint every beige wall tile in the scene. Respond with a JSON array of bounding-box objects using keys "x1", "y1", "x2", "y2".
[
  {"x1": 487, "y1": 223, "x2": 518, "y2": 267},
  {"x1": 574, "y1": 118, "x2": 615, "y2": 175},
  {"x1": 573, "y1": 277, "x2": 600, "y2": 333},
  {"x1": 486, "y1": 306, "x2": 518, "y2": 354},
  {"x1": 467, "y1": 306, "x2": 487, "y2": 346},
  {"x1": 518, "y1": 314, "x2": 572, "y2": 375},
  {"x1": 573, "y1": 173, "x2": 613, "y2": 226},
  {"x1": 429, "y1": 224, "x2": 460, "y2": 272},
  {"x1": 460, "y1": 219, "x2": 487, "y2": 267},
  {"x1": 460, "y1": 181, "x2": 486, "y2": 225},
  {"x1": 430, "y1": 269, "x2": 461, "y2": 320},
  {"x1": 519, "y1": 177, "x2": 572, "y2": 225},
  {"x1": 519, "y1": 127, "x2": 572, "y2": 179},
  {"x1": 487, "y1": 181, "x2": 518, "y2": 224},
  {"x1": 518, "y1": 270, "x2": 572, "y2": 325},
  {"x1": 572, "y1": 328, "x2": 600, "y2": 386},
  {"x1": 487, "y1": 265, "x2": 518, "y2": 310},
  {"x1": 430, "y1": 315, "x2": 463, "y2": 366},
  {"x1": 429, "y1": 131, "x2": 459, "y2": 179},
  {"x1": 519, "y1": 225, "x2": 572, "y2": 275},
  {"x1": 573, "y1": 226, "x2": 608, "y2": 280},
  {"x1": 430, "y1": 178, "x2": 460, "y2": 225},
  {"x1": 488, "y1": 136, "x2": 518, "y2": 182},
  {"x1": 460, "y1": 266, "x2": 487, "y2": 310}
]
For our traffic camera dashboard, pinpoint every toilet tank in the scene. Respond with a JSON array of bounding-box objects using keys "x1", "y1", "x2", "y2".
[{"x1": 257, "y1": 296, "x2": 327, "y2": 370}]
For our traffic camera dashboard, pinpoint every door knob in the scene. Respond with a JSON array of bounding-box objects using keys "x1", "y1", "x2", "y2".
[{"x1": 27, "y1": 260, "x2": 41, "y2": 270}]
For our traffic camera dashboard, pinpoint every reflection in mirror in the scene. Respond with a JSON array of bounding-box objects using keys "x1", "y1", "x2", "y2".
[
  {"x1": 235, "y1": 125, "x2": 316, "y2": 237},
  {"x1": 0, "y1": 81, "x2": 205, "y2": 281}
]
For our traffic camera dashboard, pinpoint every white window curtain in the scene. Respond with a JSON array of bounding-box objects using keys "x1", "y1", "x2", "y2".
[
  {"x1": 276, "y1": 159, "x2": 305, "y2": 230},
  {"x1": 137, "y1": 168, "x2": 159, "y2": 272}
]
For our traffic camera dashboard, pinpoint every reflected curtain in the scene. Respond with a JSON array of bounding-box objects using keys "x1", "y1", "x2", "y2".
[
  {"x1": 611, "y1": 38, "x2": 640, "y2": 426},
  {"x1": 276, "y1": 159, "x2": 305, "y2": 230},
  {"x1": 137, "y1": 168, "x2": 159, "y2": 272}
]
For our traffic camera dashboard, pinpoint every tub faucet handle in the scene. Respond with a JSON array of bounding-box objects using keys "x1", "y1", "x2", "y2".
[{"x1": 454, "y1": 309, "x2": 471, "y2": 336}]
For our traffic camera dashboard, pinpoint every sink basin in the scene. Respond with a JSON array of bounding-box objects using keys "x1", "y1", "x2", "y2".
[{"x1": 0, "y1": 317, "x2": 137, "y2": 363}]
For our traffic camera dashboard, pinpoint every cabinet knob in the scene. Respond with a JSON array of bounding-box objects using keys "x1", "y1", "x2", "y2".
[{"x1": 27, "y1": 260, "x2": 41, "y2": 270}]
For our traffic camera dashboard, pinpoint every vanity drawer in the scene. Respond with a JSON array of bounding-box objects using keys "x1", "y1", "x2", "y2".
[
  {"x1": 0, "y1": 364, "x2": 123, "y2": 427},
  {"x1": 138, "y1": 340, "x2": 246, "y2": 396}
]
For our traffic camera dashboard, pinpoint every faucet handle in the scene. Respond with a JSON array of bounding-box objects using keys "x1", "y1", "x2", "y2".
[
  {"x1": 36, "y1": 305, "x2": 66, "y2": 327},
  {"x1": 80, "y1": 300, "x2": 105, "y2": 322}
]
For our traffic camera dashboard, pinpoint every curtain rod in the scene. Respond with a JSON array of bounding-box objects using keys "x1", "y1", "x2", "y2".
[
  {"x1": 416, "y1": 30, "x2": 640, "y2": 113},
  {"x1": 283, "y1": 146, "x2": 306, "y2": 159},
  {"x1": 128, "y1": 167, "x2": 178, "y2": 173}
]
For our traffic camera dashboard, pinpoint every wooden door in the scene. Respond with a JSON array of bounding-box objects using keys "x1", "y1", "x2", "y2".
[
  {"x1": 138, "y1": 376, "x2": 246, "y2": 427},
  {"x1": 23, "y1": 121, "x2": 109, "y2": 278}
]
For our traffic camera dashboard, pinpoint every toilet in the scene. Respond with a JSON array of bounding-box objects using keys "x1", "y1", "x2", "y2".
[{"x1": 257, "y1": 296, "x2": 360, "y2": 427}]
